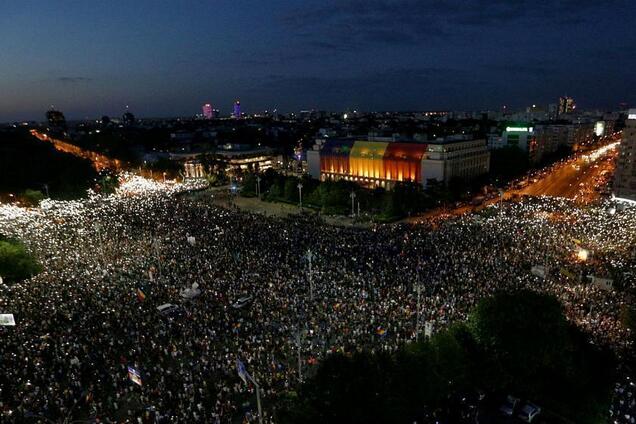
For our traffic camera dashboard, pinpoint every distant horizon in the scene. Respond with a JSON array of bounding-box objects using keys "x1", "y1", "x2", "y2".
[{"x1": 2, "y1": 101, "x2": 629, "y2": 125}]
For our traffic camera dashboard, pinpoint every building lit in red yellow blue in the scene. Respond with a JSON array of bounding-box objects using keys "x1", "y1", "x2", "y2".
[{"x1": 307, "y1": 137, "x2": 490, "y2": 189}]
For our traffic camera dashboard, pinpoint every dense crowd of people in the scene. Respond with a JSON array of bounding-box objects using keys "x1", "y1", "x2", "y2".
[{"x1": 0, "y1": 176, "x2": 634, "y2": 423}]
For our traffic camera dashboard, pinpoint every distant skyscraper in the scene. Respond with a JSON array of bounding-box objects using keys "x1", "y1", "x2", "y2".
[
  {"x1": 558, "y1": 96, "x2": 575, "y2": 115},
  {"x1": 46, "y1": 108, "x2": 67, "y2": 130},
  {"x1": 614, "y1": 109, "x2": 636, "y2": 201},
  {"x1": 233, "y1": 100, "x2": 241, "y2": 118},
  {"x1": 202, "y1": 103, "x2": 213, "y2": 119}
]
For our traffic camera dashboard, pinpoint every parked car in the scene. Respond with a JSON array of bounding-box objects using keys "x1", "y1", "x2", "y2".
[
  {"x1": 517, "y1": 402, "x2": 541, "y2": 423},
  {"x1": 499, "y1": 395, "x2": 519, "y2": 416}
]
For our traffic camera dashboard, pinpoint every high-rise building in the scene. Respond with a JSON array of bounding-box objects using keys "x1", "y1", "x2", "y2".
[
  {"x1": 614, "y1": 109, "x2": 636, "y2": 201},
  {"x1": 202, "y1": 103, "x2": 213, "y2": 119},
  {"x1": 558, "y1": 96, "x2": 576, "y2": 115},
  {"x1": 233, "y1": 100, "x2": 241, "y2": 118},
  {"x1": 46, "y1": 109, "x2": 67, "y2": 130}
]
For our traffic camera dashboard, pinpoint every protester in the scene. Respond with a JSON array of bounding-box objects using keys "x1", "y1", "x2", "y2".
[{"x1": 0, "y1": 176, "x2": 634, "y2": 423}]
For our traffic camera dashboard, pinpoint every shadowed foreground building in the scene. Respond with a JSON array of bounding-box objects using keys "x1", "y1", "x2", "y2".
[
  {"x1": 614, "y1": 109, "x2": 636, "y2": 201},
  {"x1": 307, "y1": 136, "x2": 489, "y2": 188}
]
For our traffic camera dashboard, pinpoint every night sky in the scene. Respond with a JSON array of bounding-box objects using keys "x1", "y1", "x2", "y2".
[{"x1": 1, "y1": 0, "x2": 635, "y2": 121}]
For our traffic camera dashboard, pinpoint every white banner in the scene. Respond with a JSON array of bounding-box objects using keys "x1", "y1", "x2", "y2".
[
  {"x1": 531, "y1": 265, "x2": 547, "y2": 279},
  {"x1": 424, "y1": 321, "x2": 433, "y2": 338},
  {"x1": 0, "y1": 314, "x2": 16, "y2": 326}
]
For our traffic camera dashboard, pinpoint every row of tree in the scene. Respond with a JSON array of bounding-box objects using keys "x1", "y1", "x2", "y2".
[
  {"x1": 275, "y1": 291, "x2": 616, "y2": 424},
  {"x1": 0, "y1": 129, "x2": 98, "y2": 201},
  {"x1": 0, "y1": 235, "x2": 41, "y2": 284},
  {"x1": 241, "y1": 170, "x2": 454, "y2": 220}
]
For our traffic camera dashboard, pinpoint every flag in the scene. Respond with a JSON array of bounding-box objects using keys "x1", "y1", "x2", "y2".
[
  {"x1": 236, "y1": 358, "x2": 250, "y2": 384},
  {"x1": 137, "y1": 287, "x2": 146, "y2": 302},
  {"x1": 560, "y1": 268, "x2": 575, "y2": 279},
  {"x1": 128, "y1": 366, "x2": 142, "y2": 386}
]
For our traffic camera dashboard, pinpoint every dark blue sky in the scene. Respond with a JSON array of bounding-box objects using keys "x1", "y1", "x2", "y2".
[{"x1": 1, "y1": 0, "x2": 635, "y2": 121}]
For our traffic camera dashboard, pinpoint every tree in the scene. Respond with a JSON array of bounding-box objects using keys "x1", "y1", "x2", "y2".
[
  {"x1": 278, "y1": 291, "x2": 616, "y2": 424},
  {"x1": 241, "y1": 173, "x2": 257, "y2": 197},
  {"x1": 490, "y1": 146, "x2": 529, "y2": 178},
  {"x1": 0, "y1": 129, "x2": 98, "y2": 199},
  {"x1": 283, "y1": 177, "x2": 299, "y2": 202},
  {"x1": 96, "y1": 172, "x2": 119, "y2": 194},
  {"x1": 21, "y1": 189, "x2": 45, "y2": 207},
  {"x1": 0, "y1": 237, "x2": 42, "y2": 284},
  {"x1": 468, "y1": 290, "x2": 615, "y2": 422}
]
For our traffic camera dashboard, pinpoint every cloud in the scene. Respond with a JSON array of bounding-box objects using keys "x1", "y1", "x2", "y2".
[
  {"x1": 57, "y1": 77, "x2": 93, "y2": 84},
  {"x1": 244, "y1": 67, "x2": 502, "y2": 112},
  {"x1": 250, "y1": 66, "x2": 482, "y2": 109},
  {"x1": 483, "y1": 64, "x2": 554, "y2": 78},
  {"x1": 282, "y1": 0, "x2": 627, "y2": 51}
]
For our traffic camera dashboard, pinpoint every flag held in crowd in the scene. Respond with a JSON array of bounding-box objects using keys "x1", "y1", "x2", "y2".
[
  {"x1": 127, "y1": 366, "x2": 142, "y2": 386},
  {"x1": 236, "y1": 358, "x2": 250, "y2": 384},
  {"x1": 137, "y1": 287, "x2": 146, "y2": 302}
]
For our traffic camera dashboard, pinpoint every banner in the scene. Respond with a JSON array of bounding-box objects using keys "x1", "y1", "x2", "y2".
[
  {"x1": 0, "y1": 314, "x2": 15, "y2": 326},
  {"x1": 180, "y1": 282, "x2": 201, "y2": 299},
  {"x1": 424, "y1": 321, "x2": 434, "y2": 338},
  {"x1": 531, "y1": 265, "x2": 547, "y2": 279},
  {"x1": 588, "y1": 276, "x2": 614, "y2": 291},
  {"x1": 560, "y1": 268, "x2": 575, "y2": 279}
]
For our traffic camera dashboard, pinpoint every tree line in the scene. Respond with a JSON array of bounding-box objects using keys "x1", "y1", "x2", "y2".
[{"x1": 275, "y1": 291, "x2": 617, "y2": 424}]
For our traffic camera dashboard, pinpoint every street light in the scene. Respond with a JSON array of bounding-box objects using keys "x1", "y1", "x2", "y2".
[
  {"x1": 297, "y1": 182, "x2": 303, "y2": 208},
  {"x1": 350, "y1": 191, "x2": 356, "y2": 217},
  {"x1": 304, "y1": 248, "x2": 315, "y2": 301},
  {"x1": 294, "y1": 328, "x2": 304, "y2": 383},
  {"x1": 256, "y1": 176, "x2": 261, "y2": 198}
]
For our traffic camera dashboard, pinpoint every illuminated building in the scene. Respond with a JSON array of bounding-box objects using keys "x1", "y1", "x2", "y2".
[
  {"x1": 233, "y1": 100, "x2": 241, "y2": 118},
  {"x1": 489, "y1": 125, "x2": 539, "y2": 163},
  {"x1": 202, "y1": 103, "x2": 213, "y2": 119},
  {"x1": 594, "y1": 121, "x2": 605, "y2": 137},
  {"x1": 614, "y1": 109, "x2": 636, "y2": 201},
  {"x1": 177, "y1": 145, "x2": 278, "y2": 178},
  {"x1": 307, "y1": 137, "x2": 489, "y2": 188},
  {"x1": 558, "y1": 96, "x2": 576, "y2": 115}
]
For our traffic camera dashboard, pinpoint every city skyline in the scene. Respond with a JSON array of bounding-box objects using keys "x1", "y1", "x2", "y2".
[{"x1": 1, "y1": 0, "x2": 635, "y2": 121}]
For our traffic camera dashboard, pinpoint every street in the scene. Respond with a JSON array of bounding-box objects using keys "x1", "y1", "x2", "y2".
[{"x1": 511, "y1": 141, "x2": 619, "y2": 203}]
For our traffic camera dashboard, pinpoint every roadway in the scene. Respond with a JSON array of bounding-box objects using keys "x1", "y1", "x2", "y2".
[
  {"x1": 30, "y1": 130, "x2": 124, "y2": 171},
  {"x1": 509, "y1": 142, "x2": 618, "y2": 203},
  {"x1": 411, "y1": 139, "x2": 620, "y2": 222}
]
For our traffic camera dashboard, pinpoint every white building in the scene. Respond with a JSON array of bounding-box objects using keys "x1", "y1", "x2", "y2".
[
  {"x1": 614, "y1": 109, "x2": 636, "y2": 201},
  {"x1": 422, "y1": 137, "x2": 490, "y2": 186}
]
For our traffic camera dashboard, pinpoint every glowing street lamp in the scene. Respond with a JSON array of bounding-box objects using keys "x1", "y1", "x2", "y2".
[
  {"x1": 350, "y1": 191, "x2": 356, "y2": 217},
  {"x1": 297, "y1": 182, "x2": 303, "y2": 208}
]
